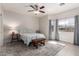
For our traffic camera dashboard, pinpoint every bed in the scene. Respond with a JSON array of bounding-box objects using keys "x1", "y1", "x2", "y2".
[
  {"x1": 17, "y1": 27, "x2": 46, "y2": 46},
  {"x1": 21, "y1": 33, "x2": 46, "y2": 46}
]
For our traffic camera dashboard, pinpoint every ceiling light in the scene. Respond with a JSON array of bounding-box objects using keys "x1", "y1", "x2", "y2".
[{"x1": 34, "y1": 11, "x2": 40, "y2": 14}]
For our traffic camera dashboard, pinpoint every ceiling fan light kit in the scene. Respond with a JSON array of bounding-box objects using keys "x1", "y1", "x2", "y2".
[
  {"x1": 27, "y1": 4, "x2": 45, "y2": 15},
  {"x1": 34, "y1": 11, "x2": 40, "y2": 14}
]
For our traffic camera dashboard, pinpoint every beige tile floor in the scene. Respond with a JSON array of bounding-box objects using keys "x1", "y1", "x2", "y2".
[
  {"x1": 55, "y1": 41, "x2": 79, "y2": 56},
  {"x1": 0, "y1": 40, "x2": 79, "y2": 56}
]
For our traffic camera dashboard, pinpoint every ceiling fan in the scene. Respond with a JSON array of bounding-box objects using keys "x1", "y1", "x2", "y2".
[{"x1": 27, "y1": 4, "x2": 45, "y2": 15}]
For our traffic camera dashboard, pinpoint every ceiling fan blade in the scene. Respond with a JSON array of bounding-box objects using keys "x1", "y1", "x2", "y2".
[
  {"x1": 35, "y1": 5, "x2": 38, "y2": 10},
  {"x1": 28, "y1": 10, "x2": 34, "y2": 12},
  {"x1": 30, "y1": 5, "x2": 36, "y2": 10},
  {"x1": 39, "y1": 10, "x2": 45, "y2": 13},
  {"x1": 40, "y1": 6, "x2": 45, "y2": 9}
]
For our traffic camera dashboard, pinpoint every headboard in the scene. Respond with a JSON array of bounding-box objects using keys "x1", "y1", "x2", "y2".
[{"x1": 17, "y1": 27, "x2": 34, "y2": 34}]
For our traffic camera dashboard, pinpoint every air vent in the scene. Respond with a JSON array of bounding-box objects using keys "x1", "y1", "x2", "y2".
[{"x1": 59, "y1": 3, "x2": 65, "y2": 6}]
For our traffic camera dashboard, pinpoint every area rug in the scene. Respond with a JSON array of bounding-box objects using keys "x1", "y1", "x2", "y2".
[{"x1": 0, "y1": 41, "x2": 65, "y2": 56}]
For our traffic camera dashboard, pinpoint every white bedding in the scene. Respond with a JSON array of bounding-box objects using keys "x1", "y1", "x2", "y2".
[{"x1": 21, "y1": 33, "x2": 45, "y2": 46}]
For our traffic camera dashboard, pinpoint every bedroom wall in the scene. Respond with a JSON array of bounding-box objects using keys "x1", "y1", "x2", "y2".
[
  {"x1": 39, "y1": 16, "x2": 49, "y2": 39},
  {"x1": 39, "y1": 7, "x2": 79, "y2": 42},
  {"x1": 0, "y1": 4, "x2": 3, "y2": 46},
  {"x1": 3, "y1": 10, "x2": 39, "y2": 43}
]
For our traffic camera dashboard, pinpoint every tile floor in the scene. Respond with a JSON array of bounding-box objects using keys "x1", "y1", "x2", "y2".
[
  {"x1": 0, "y1": 40, "x2": 79, "y2": 56},
  {"x1": 56, "y1": 41, "x2": 79, "y2": 56}
]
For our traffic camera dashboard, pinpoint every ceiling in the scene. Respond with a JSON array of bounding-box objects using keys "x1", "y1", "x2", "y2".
[{"x1": 2, "y1": 3, "x2": 79, "y2": 17}]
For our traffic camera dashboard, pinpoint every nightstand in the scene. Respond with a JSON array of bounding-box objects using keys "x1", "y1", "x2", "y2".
[{"x1": 11, "y1": 32, "x2": 21, "y2": 42}]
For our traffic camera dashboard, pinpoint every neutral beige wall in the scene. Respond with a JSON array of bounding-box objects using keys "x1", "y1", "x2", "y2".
[
  {"x1": 0, "y1": 15, "x2": 3, "y2": 46},
  {"x1": 39, "y1": 16, "x2": 49, "y2": 39},
  {"x1": 0, "y1": 4, "x2": 3, "y2": 46},
  {"x1": 3, "y1": 10, "x2": 39, "y2": 43},
  {"x1": 0, "y1": 5, "x2": 1, "y2": 14}
]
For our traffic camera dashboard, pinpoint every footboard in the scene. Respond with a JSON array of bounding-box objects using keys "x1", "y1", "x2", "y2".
[{"x1": 31, "y1": 38, "x2": 46, "y2": 48}]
